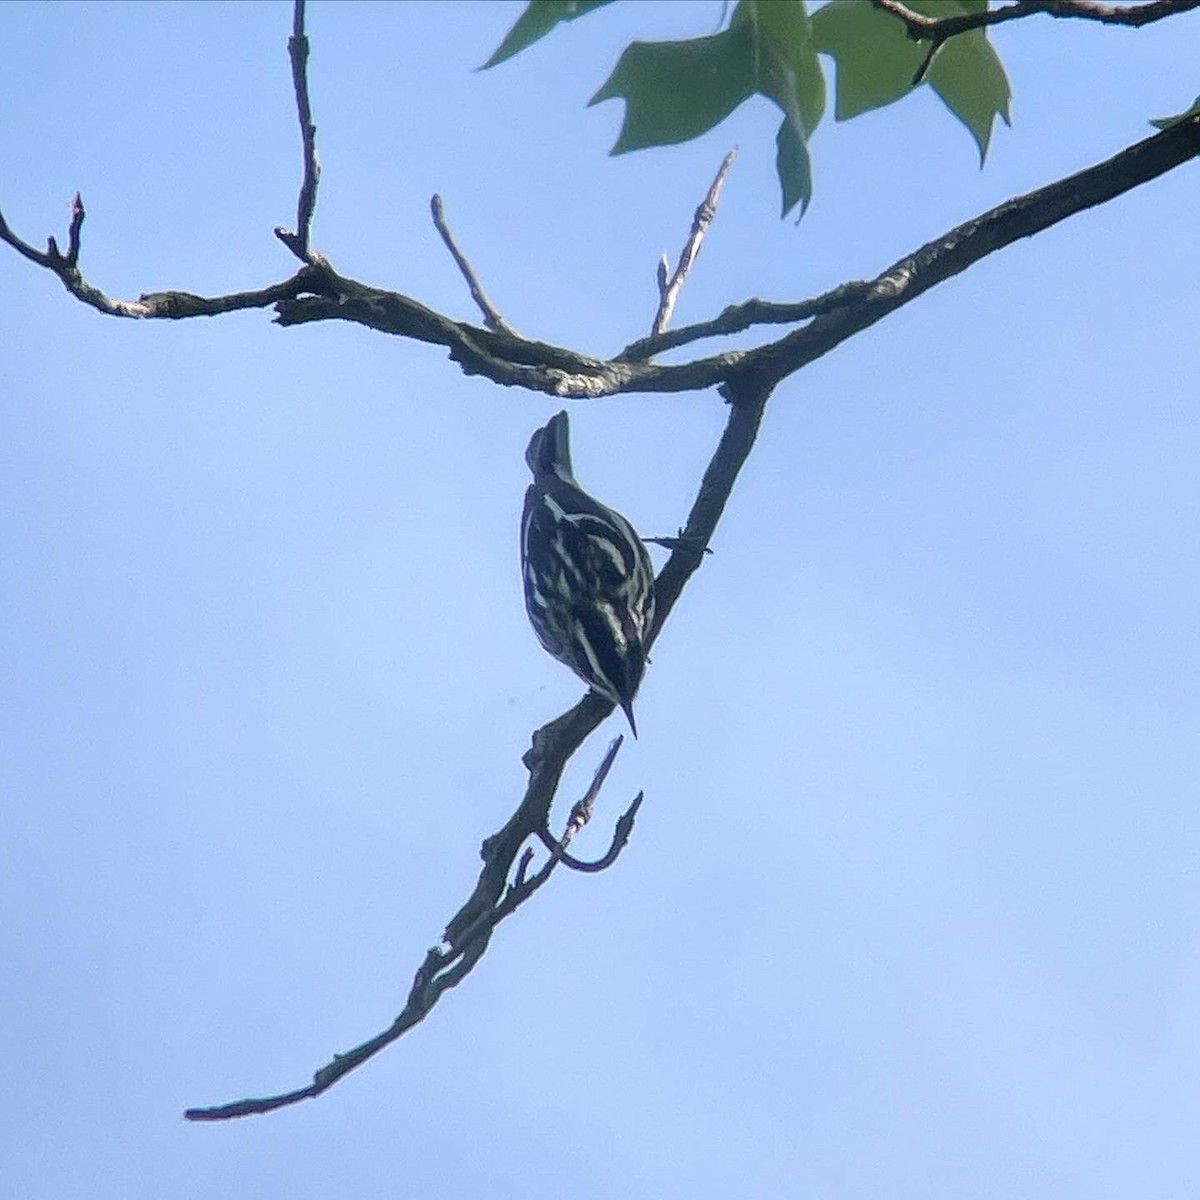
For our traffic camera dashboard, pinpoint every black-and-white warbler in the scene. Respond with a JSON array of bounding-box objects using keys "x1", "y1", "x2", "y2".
[{"x1": 521, "y1": 410, "x2": 656, "y2": 736}]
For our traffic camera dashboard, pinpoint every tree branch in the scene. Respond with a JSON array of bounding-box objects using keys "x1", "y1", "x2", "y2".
[
  {"x1": 274, "y1": 0, "x2": 322, "y2": 263},
  {"x1": 182, "y1": 142, "x2": 778, "y2": 1118},
  {"x1": 873, "y1": 0, "x2": 1200, "y2": 85},
  {"x1": 651, "y1": 149, "x2": 737, "y2": 337},
  {"x1": 0, "y1": 196, "x2": 329, "y2": 317},
  {"x1": 285, "y1": 111, "x2": 1200, "y2": 398},
  {"x1": 182, "y1": 379, "x2": 774, "y2": 1120},
  {"x1": 873, "y1": 0, "x2": 1200, "y2": 42},
  {"x1": 430, "y1": 193, "x2": 519, "y2": 336},
  {"x1": 618, "y1": 281, "x2": 876, "y2": 362},
  {"x1": 6, "y1": 115, "x2": 1199, "y2": 394},
  {"x1": 185, "y1": 734, "x2": 642, "y2": 1120},
  {"x1": 745, "y1": 111, "x2": 1200, "y2": 392}
]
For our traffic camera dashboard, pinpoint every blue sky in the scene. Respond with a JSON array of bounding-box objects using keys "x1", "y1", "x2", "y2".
[{"x1": 2, "y1": 2, "x2": 1199, "y2": 1197}]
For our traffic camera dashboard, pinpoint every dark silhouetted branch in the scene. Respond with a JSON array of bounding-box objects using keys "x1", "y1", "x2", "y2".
[
  {"x1": 618, "y1": 282, "x2": 876, "y2": 362},
  {"x1": 873, "y1": 0, "x2": 1200, "y2": 85},
  {"x1": 185, "y1": 347, "x2": 778, "y2": 1122},
  {"x1": 6, "y1": 1, "x2": 1200, "y2": 1123},
  {"x1": 874, "y1": 0, "x2": 1200, "y2": 42},
  {"x1": 0, "y1": 196, "x2": 328, "y2": 317},
  {"x1": 7, "y1": 109, "x2": 1199, "y2": 399},
  {"x1": 743, "y1": 111, "x2": 1200, "y2": 393},
  {"x1": 185, "y1": 733, "x2": 646, "y2": 1120},
  {"x1": 274, "y1": 0, "x2": 322, "y2": 262}
]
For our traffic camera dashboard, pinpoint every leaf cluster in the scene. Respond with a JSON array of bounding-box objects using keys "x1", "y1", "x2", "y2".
[{"x1": 485, "y1": 0, "x2": 1012, "y2": 217}]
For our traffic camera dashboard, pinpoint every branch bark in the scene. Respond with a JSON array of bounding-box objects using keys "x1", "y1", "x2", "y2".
[
  {"x1": 6, "y1": 116, "x2": 1197, "y2": 394},
  {"x1": 274, "y1": 0, "x2": 322, "y2": 262},
  {"x1": 873, "y1": 0, "x2": 1200, "y2": 41},
  {"x1": 872, "y1": 0, "x2": 1200, "y2": 84}
]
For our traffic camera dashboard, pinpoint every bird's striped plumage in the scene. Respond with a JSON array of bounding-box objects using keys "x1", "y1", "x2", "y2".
[{"x1": 521, "y1": 411, "x2": 655, "y2": 736}]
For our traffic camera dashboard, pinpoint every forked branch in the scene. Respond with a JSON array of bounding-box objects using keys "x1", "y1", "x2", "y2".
[
  {"x1": 872, "y1": 0, "x2": 1200, "y2": 85},
  {"x1": 873, "y1": 0, "x2": 1200, "y2": 40},
  {"x1": 183, "y1": 364, "x2": 770, "y2": 1119},
  {"x1": 5, "y1": 115, "x2": 1199, "y2": 394}
]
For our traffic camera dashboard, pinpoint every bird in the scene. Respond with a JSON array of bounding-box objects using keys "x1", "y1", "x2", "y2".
[{"x1": 520, "y1": 410, "x2": 655, "y2": 736}]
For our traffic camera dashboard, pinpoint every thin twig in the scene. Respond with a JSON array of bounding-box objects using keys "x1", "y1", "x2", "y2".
[
  {"x1": 561, "y1": 734, "x2": 623, "y2": 840},
  {"x1": 430, "y1": 194, "x2": 519, "y2": 336},
  {"x1": 643, "y1": 534, "x2": 712, "y2": 556},
  {"x1": 513, "y1": 846, "x2": 535, "y2": 889},
  {"x1": 274, "y1": 0, "x2": 322, "y2": 262},
  {"x1": 532, "y1": 735, "x2": 636, "y2": 870},
  {"x1": 52, "y1": 191, "x2": 85, "y2": 267},
  {"x1": 911, "y1": 40, "x2": 942, "y2": 86},
  {"x1": 651, "y1": 150, "x2": 737, "y2": 337},
  {"x1": 537, "y1": 792, "x2": 644, "y2": 873}
]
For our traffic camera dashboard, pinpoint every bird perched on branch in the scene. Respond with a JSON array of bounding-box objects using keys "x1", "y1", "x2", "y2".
[{"x1": 521, "y1": 410, "x2": 655, "y2": 736}]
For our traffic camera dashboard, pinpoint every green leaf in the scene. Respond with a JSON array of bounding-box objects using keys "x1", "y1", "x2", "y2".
[
  {"x1": 811, "y1": 0, "x2": 922, "y2": 119},
  {"x1": 483, "y1": 0, "x2": 614, "y2": 69},
  {"x1": 590, "y1": 1, "x2": 823, "y2": 218},
  {"x1": 734, "y1": 0, "x2": 824, "y2": 217},
  {"x1": 1151, "y1": 94, "x2": 1200, "y2": 131},
  {"x1": 734, "y1": 1, "x2": 825, "y2": 136},
  {"x1": 775, "y1": 115, "x2": 813, "y2": 219},
  {"x1": 811, "y1": 0, "x2": 1010, "y2": 163},
  {"x1": 926, "y1": 26, "x2": 1012, "y2": 162},
  {"x1": 589, "y1": 26, "x2": 758, "y2": 152}
]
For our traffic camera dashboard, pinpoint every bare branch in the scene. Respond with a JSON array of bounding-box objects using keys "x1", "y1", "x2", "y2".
[
  {"x1": 537, "y1": 791, "x2": 644, "y2": 874},
  {"x1": 283, "y1": 112, "x2": 1200, "y2": 398},
  {"x1": 643, "y1": 534, "x2": 713, "y2": 556},
  {"x1": 184, "y1": 336, "x2": 779, "y2": 1122},
  {"x1": 184, "y1": 734, "x2": 646, "y2": 1120},
  {"x1": 274, "y1": 0, "x2": 322, "y2": 262},
  {"x1": 1, "y1": 0, "x2": 1191, "y2": 1131},
  {"x1": 619, "y1": 281, "x2": 876, "y2": 362},
  {"x1": 0, "y1": 198, "x2": 327, "y2": 317},
  {"x1": 651, "y1": 150, "x2": 737, "y2": 337},
  {"x1": 96, "y1": 77, "x2": 1200, "y2": 1131},
  {"x1": 748, "y1": 111, "x2": 1200, "y2": 393},
  {"x1": 56, "y1": 191, "x2": 84, "y2": 267},
  {"x1": 873, "y1": 0, "x2": 1200, "y2": 84},
  {"x1": 7, "y1": 115, "x2": 1199, "y2": 395},
  {"x1": 430, "y1": 194, "x2": 520, "y2": 335},
  {"x1": 532, "y1": 735, "x2": 642, "y2": 872},
  {"x1": 873, "y1": 0, "x2": 1200, "y2": 48}
]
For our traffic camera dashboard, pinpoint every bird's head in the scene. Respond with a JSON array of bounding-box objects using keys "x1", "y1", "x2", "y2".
[{"x1": 525, "y1": 410, "x2": 574, "y2": 482}]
